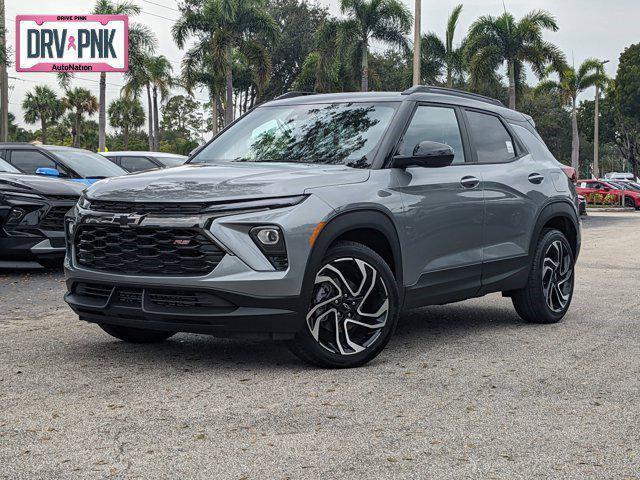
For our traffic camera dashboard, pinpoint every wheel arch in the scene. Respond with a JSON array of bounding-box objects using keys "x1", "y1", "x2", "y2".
[
  {"x1": 530, "y1": 200, "x2": 580, "y2": 260},
  {"x1": 301, "y1": 209, "x2": 404, "y2": 302}
]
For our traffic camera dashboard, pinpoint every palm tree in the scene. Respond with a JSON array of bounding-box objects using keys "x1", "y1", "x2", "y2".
[
  {"x1": 63, "y1": 87, "x2": 99, "y2": 148},
  {"x1": 180, "y1": 44, "x2": 225, "y2": 136},
  {"x1": 339, "y1": 0, "x2": 412, "y2": 92},
  {"x1": 92, "y1": 0, "x2": 146, "y2": 151},
  {"x1": 536, "y1": 59, "x2": 608, "y2": 172},
  {"x1": 466, "y1": 9, "x2": 565, "y2": 109},
  {"x1": 420, "y1": 4, "x2": 465, "y2": 87},
  {"x1": 173, "y1": 0, "x2": 279, "y2": 126},
  {"x1": 22, "y1": 86, "x2": 64, "y2": 144},
  {"x1": 108, "y1": 97, "x2": 145, "y2": 150},
  {"x1": 147, "y1": 56, "x2": 173, "y2": 151}
]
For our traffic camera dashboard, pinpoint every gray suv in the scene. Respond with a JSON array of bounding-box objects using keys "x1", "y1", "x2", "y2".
[{"x1": 64, "y1": 86, "x2": 580, "y2": 368}]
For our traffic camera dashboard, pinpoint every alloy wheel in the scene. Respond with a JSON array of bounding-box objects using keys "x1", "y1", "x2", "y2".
[
  {"x1": 306, "y1": 257, "x2": 389, "y2": 355},
  {"x1": 541, "y1": 240, "x2": 573, "y2": 313}
]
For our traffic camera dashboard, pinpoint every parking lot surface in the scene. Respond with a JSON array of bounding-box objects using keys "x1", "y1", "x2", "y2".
[{"x1": 1, "y1": 211, "x2": 639, "y2": 479}]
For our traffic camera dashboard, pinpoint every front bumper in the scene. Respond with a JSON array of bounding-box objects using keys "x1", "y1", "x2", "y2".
[
  {"x1": 0, "y1": 232, "x2": 66, "y2": 261},
  {"x1": 65, "y1": 278, "x2": 303, "y2": 338}
]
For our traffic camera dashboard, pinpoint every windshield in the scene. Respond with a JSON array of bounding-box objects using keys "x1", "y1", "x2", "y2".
[
  {"x1": 0, "y1": 157, "x2": 20, "y2": 173},
  {"x1": 156, "y1": 156, "x2": 187, "y2": 167},
  {"x1": 49, "y1": 149, "x2": 126, "y2": 178},
  {"x1": 191, "y1": 102, "x2": 398, "y2": 169}
]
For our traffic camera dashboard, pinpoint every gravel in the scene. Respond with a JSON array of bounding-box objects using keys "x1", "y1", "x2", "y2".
[{"x1": 1, "y1": 211, "x2": 639, "y2": 479}]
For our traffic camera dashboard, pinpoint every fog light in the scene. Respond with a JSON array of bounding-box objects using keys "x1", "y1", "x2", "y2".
[
  {"x1": 256, "y1": 228, "x2": 280, "y2": 245},
  {"x1": 6, "y1": 207, "x2": 26, "y2": 225}
]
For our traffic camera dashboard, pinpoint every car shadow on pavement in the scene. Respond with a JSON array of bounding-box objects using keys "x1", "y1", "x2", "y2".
[{"x1": 58, "y1": 300, "x2": 524, "y2": 371}]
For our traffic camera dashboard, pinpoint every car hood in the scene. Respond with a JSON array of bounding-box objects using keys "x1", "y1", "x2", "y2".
[
  {"x1": 0, "y1": 173, "x2": 85, "y2": 196},
  {"x1": 84, "y1": 163, "x2": 370, "y2": 202}
]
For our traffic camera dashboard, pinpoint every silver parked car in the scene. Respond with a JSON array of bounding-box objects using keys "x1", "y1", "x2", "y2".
[
  {"x1": 64, "y1": 86, "x2": 581, "y2": 368},
  {"x1": 101, "y1": 151, "x2": 188, "y2": 173}
]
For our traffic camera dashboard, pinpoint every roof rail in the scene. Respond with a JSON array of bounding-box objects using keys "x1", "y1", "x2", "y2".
[
  {"x1": 401, "y1": 85, "x2": 504, "y2": 107},
  {"x1": 274, "y1": 91, "x2": 315, "y2": 100}
]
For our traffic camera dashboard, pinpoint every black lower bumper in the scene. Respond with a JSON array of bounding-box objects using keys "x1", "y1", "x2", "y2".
[
  {"x1": 0, "y1": 234, "x2": 66, "y2": 261},
  {"x1": 64, "y1": 279, "x2": 304, "y2": 339}
]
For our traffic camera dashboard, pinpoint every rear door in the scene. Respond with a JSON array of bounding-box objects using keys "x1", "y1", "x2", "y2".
[
  {"x1": 396, "y1": 103, "x2": 485, "y2": 307},
  {"x1": 463, "y1": 109, "x2": 551, "y2": 292}
]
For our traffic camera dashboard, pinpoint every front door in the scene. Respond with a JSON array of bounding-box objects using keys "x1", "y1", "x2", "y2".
[{"x1": 395, "y1": 104, "x2": 485, "y2": 308}]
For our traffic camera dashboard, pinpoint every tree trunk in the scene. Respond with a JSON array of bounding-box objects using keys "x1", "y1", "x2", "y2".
[
  {"x1": 146, "y1": 83, "x2": 154, "y2": 151},
  {"x1": 571, "y1": 98, "x2": 580, "y2": 172},
  {"x1": 98, "y1": 72, "x2": 106, "y2": 151},
  {"x1": 447, "y1": 66, "x2": 453, "y2": 88},
  {"x1": 224, "y1": 46, "x2": 234, "y2": 126},
  {"x1": 41, "y1": 118, "x2": 47, "y2": 144},
  {"x1": 361, "y1": 42, "x2": 369, "y2": 92},
  {"x1": 507, "y1": 61, "x2": 516, "y2": 110},
  {"x1": 74, "y1": 110, "x2": 81, "y2": 148},
  {"x1": 124, "y1": 124, "x2": 129, "y2": 150},
  {"x1": 211, "y1": 95, "x2": 218, "y2": 136},
  {"x1": 152, "y1": 86, "x2": 160, "y2": 151}
]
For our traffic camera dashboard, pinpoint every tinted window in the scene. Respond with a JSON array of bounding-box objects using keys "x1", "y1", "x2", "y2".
[
  {"x1": 510, "y1": 124, "x2": 554, "y2": 161},
  {"x1": 121, "y1": 156, "x2": 157, "y2": 172},
  {"x1": 192, "y1": 102, "x2": 398, "y2": 169},
  {"x1": 398, "y1": 106, "x2": 465, "y2": 164},
  {"x1": 466, "y1": 111, "x2": 516, "y2": 163},
  {"x1": 155, "y1": 156, "x2": 186, "y2": 167},
  {"x1": 46, "y1": 149, "x2": 126, "y2": 178},
  {"x1": 10, "y1": 150, "x2": 62, "y2": 175}
]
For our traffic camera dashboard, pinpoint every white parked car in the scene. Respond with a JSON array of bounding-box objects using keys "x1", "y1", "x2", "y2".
[
  {"x1": 101, "y1": 151, "x2": 188, "y2": 173},
  {"x1": 604, "y1": 172, "x2": 637, "y2": 182}
]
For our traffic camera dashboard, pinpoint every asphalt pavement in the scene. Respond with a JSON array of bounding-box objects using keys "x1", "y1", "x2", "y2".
[{"x1": 1, "y1": 211, "x2": 639, "y2": 479}]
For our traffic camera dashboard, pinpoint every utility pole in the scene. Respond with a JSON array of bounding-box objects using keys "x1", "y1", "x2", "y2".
[
  {"x1": 0, "y1": 0, "x2": 8, "y2": 142},
  {"x1": 593, "y1": 59, "x2": 609, "y2": 179},
  {"x1": 412, "y1": 0, "x2": 421, "y2": 86}
]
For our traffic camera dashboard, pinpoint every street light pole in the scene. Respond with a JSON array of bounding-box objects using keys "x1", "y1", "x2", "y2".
[
  {"x1": 0, "y1": 0, "x2": 8, "y2": 142},
  {"x1": 593, "y1": 59, "x2": 610, "y2": 179},
  {"x1": 412, "y1": 0, "x2": 421, "y2": 86}
]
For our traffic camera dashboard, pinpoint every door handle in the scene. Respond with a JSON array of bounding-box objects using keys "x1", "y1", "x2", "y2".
[
  {"x1": 528, "y1": 173, "x2": 544, "y2": 184},
  {"x1": 460, "y1": 176, "x2": 480, "y2": 189}
]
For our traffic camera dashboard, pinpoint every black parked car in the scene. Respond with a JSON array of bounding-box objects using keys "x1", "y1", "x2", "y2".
[{"x1": 0, "y1": 157, "x2": 84, "y2": 268}]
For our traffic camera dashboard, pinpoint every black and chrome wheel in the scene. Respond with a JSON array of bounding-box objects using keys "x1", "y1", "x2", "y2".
[
  {"x1": 289, "y1": 241, "x2": 399, "y2": 368},
  {"x1": 512, "y1": 229, "x2": 575, "y2": 324}
]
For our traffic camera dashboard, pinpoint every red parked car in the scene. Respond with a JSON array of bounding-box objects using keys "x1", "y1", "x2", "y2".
[{"x1": 576, "y1": 179, "x2": 640, "y2": 210}]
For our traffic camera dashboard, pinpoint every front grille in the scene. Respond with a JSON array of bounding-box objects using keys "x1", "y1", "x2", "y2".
[
  {"x1": 89, "y1": 200, "x2": 207, "y2": 216},
  {"x1": 39, "y1": 205, "x2": 73, "y2": 230},
  {"x1": 46, "y1": 195, "x2": 79, "y2": 201},
  {"x1": 75, "y1": 282, "x2": 113, "y2": 300},
  {"x1": 147, "y1": 290, "x2": 234, "y2": 309},
  {"x1": 75, "y1": 225, "x2": 225, "y2": 276}
]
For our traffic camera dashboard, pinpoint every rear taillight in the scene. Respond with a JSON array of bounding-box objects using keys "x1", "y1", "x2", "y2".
[{"x1": 561, "y1": 166, "x2": 577, "y2": 184}]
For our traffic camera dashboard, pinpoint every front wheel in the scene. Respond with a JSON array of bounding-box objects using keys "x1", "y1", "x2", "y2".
[
  {"x1": 512, "y1": 229, "x2": 575, "y2": 324},
  {"x1": 288, "y1": 241, "x2": 400, "y2": 368},
  {"x1": 99, "y1": 324, "x2": 176, "y2": 343}
]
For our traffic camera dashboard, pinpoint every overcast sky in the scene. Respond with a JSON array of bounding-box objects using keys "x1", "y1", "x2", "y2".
[{"x1": 4, "y1": 0, "x2": 639, "y2": 133}]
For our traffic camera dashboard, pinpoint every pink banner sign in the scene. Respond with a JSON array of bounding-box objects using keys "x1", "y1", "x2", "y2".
[{"x1": 16, "y1": 15, "x2": 129, "y2": 72}]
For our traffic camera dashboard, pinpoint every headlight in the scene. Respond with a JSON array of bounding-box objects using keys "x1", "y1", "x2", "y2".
[
  {"x1": 202, "y1": 195, "x2": 307, "y2": 214},
  {"x1": 250, "y1": 225, "x2": 288, "y2": 271},
  {"x1": 77, "y1": 195, "x2": 91, "y2": 209}
]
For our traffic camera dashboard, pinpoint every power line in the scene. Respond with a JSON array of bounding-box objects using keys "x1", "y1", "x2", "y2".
[
  {"x1": 140, "y1": 9, "x2": 179, "y2": 23},
  {"x1": 140, "y1": 0, "x2": 181, "y2": 13}
]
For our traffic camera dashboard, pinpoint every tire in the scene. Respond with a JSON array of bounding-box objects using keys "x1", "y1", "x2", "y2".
[
  {"x1": 288, "y1": 241, "x2": 400, "y2": 368},
  {"x1": 624, "y1": 197, "x2": 635, "y2": 208},
  {"x1": 99, "y1": 324, "x2": 176, "y2": 343},
  {"x1": 512, "y1": 229, "x2": 575, "y2": 324}
]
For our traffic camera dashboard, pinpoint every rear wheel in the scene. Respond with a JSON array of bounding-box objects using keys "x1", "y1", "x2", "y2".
[
  {"x1": 288, "y1": 241, "x2": 400, "y2": 368},
  {"x1": 512, "y1": 229, "x2": 575, "y2": 324},
  {"x1": 99, "y1": 324, "x2": 176, "y2": 343},
  {"x1": 624, "y1": 196, "x2": 635, "y2": 209}
]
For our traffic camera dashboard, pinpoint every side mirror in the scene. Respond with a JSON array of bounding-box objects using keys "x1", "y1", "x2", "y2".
[
  {"x1": 35, "y1": 167, "x2": 60, "y2": 177},
  {"x1": 392, "y1": 141, "x2": 455, "y2": 169}
]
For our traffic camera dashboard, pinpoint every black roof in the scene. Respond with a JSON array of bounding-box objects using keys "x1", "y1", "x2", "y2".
[{"x1": 270, "y1": 87, "x2": 527, "y2": 122}]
